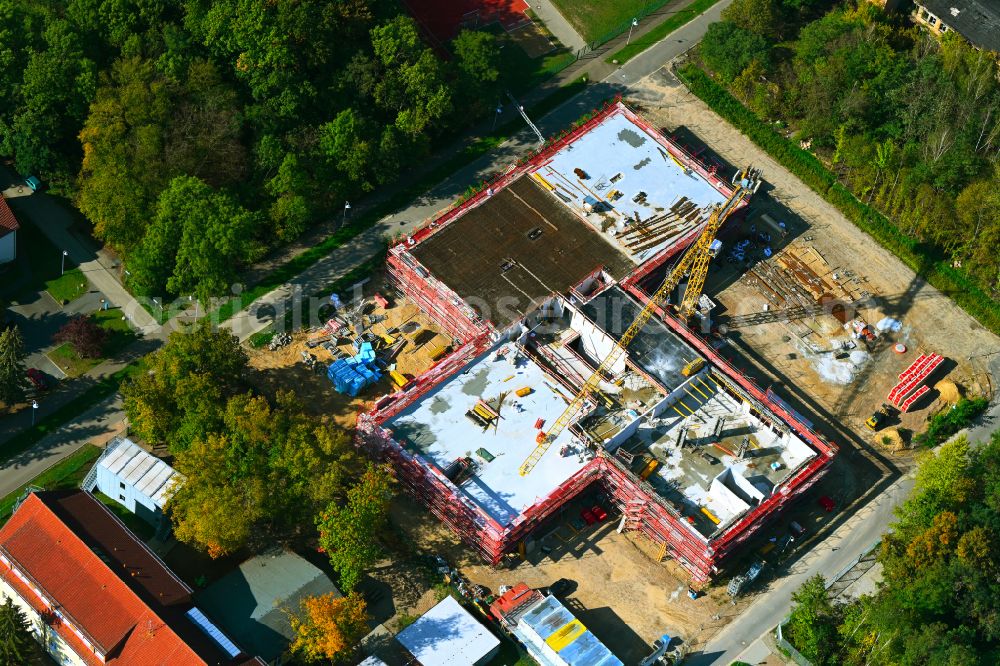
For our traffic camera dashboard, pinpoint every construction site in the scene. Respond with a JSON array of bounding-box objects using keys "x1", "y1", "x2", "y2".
[{"x1": 356, "y1": 100, "x2": 837, "y2": 586}]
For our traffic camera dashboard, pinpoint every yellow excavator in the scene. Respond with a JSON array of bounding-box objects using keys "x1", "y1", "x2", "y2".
[{"x1": 519, "y1": 167, "x2": 762, "y2": 476}]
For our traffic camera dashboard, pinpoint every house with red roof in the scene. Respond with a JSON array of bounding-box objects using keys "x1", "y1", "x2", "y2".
[
  {"x1": 0, "y1": 195, "x2": 17, "y2": 265},
  {"x1": 0, "y1": 490, "x2": 264, "y2": 666}
]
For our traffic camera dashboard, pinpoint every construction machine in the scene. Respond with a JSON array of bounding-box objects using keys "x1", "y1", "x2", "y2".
[
  {"x1": 518, "y1": 167, "x2": 762, "y2": 476},
  {"x1": 865, "y1": 403, "x2": 894, "y2": 431}
]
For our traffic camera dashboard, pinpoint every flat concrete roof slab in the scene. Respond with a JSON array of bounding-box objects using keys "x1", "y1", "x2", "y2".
[
  {"x1": 386, "y1": 340, "x2": 588, "y2": 526},
  {"x1": 533, "y1": 111, "x2": 728, "y2": 263},
  {"x1": 580, "y1": 286, "x2": 702, "y2": 394}
]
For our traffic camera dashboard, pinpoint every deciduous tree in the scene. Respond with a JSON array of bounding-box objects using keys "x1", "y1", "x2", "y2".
[
  {"x1": 699, "y1": 22, "x2": 770, "y2": 84},
  {"x1": 317, "y1": 464, "x2": 394, "y2": 591},
  {"x1": 290, "y1": 592, "x2": 368, "y2": 663},
  {"x1": 53, "y1": 316, "x2": 106, "y2": 358},
  {"x1": 122, "y1": 324, "x2": 246, "y2": 450}
]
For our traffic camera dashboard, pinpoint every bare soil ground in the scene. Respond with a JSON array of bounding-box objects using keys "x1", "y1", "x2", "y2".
[
  {"x1": 631, "y1": 69, "x2": 999, "y2": 447},
  {"x1": 245, "y1": 270, "x2": 449, "y2": 429},
  {"x1": 386, "y1": 493, "x2": 729, "y2": 662}
]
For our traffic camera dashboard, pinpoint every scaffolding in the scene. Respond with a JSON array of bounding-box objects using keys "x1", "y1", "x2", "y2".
[{"x1": 356, "y1": 98, "x2": 836, "y2": 584}]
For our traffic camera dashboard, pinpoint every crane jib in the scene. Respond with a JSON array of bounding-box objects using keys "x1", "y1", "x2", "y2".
[{"x1": 518, "y1": 168, "x2": 761, "y2": 476}]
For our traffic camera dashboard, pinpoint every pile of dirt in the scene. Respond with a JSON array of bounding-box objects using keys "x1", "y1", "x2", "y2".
[
  {"x1": 875, "y1": 429, "x2": 906, "y2": 452},
  {"x1": 934, "y1": 379, "x2": 963, "y2": 405}
]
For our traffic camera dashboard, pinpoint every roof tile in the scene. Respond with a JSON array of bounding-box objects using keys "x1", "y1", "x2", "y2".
[{"x1": 0, "y1": 196, "x2": 18, "y2": 239}]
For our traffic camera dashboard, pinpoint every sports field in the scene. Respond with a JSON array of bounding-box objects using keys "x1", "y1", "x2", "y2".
[{"x1": 549, "y1": 0, "x2": 656, "y2": 43}]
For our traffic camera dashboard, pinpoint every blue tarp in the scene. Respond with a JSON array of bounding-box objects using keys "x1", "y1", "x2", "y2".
[{"x1": 327, "y1": 345, "x2": 382, "y2": 397}]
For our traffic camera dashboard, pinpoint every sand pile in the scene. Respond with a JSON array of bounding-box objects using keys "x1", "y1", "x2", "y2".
[{"x1": 934, "y1": 380, "x2": 963, "y2": 404}]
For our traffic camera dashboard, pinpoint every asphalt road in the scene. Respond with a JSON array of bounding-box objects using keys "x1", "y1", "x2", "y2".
[
  {"x1": 0, "y1": 393, "x2": 123, "y2": 498},
  {"x1": 687, "y1": 468, "x2": 915, "y2": 664}
]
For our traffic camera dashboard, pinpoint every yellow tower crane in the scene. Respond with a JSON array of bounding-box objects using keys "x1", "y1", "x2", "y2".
[{"x1": 518, "y1": 167, "x2": 762, "y2": 476}]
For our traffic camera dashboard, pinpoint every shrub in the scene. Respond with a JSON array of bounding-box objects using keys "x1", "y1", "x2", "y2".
[{"x1": 914, "y1": 397, "x2": 989, "y2": 448}]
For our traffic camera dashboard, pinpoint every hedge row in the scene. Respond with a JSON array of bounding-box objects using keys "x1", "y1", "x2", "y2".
[{"x1": 676, "y1": 63, "x2": 1000, "y2": 336}]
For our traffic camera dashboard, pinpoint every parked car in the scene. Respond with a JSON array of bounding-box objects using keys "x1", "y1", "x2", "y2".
[{"x1": 26, "y1": 368, "x2": 50, "y2": 392}]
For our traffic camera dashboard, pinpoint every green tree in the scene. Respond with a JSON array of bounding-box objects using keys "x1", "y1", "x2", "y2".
[
  {"x1": 129, "y1": 175, "x2": 263, "y2": 300},
  {"x1": 317, "y1": 464, "x2": 394, "y2": 591},
  {"x1": 11, "y1": 19, "x2": 96, "y2": 179},
  {"x1": 0, "y1": 327, "x2": 27, "y2": 406},
  {"x1": 700, "y1": 22, "x2": 770, "y2": 84},
  {"x1": 721, "y1": 0, "x2": 781, "y2": 39},
  {"x1": 79, "y1": 58, "x2": 246, "y2": 255},
  {"x1": 785, "y1": 574, "x2": 842, "y2": 665},
  {"x1": 77, "y1": 57, "x2": 174, "y2": 252},
  {"x1": 0, "y1": 597, "x2": 37, "y2": 665},
  {"x1": 122, "y1": 324, "x2": 246, "y2": 450},
  {"x1": 167, "y1": 391, "x2": 355, "y2": 556},
  {"x1": 452, "y1": 29, "x2": 500, "y2": 112}
]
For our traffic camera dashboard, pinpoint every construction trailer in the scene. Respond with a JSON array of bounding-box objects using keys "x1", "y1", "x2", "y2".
[
  {"x1": 489, "y1": 584, "x2": 622, "y2": 666},
  {"x1": 359, "y1": 100, "x2": 837, "y2": 583}
]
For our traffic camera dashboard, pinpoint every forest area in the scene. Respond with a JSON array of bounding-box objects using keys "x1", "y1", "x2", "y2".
[
  {"x1": 0, "y1": 0, "x2": 503, "y2": 301},
  {"x1": 784, "y1": 433, "x2": 1000, "y2": 665},
  {"x1": 697, "y1": 0, "x2": 1000, "y2": 300}
]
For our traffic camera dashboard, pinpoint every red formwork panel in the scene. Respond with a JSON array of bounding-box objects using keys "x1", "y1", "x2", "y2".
[
  {"x1": 900, "y1": 384, "x2": 930, "y2": 413},
  {"x1": 888, "y1": 353, "x2": 942, "y2": 406}
]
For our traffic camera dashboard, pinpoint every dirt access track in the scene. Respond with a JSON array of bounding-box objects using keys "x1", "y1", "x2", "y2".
[{"x1": 628, "y1": 67, "x2": 999, "y2": 442}]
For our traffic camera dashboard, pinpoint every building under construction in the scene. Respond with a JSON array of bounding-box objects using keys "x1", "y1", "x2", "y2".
[{"x1": 358, "y1": 100, "x2": 837, "y2": 583}]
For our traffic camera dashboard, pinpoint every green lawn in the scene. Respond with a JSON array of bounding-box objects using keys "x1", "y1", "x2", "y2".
[
  {"x1": 550, "y1": 0, "x2": 657, "y2": 43},
  {"x1": 0, "y1": 444, "x2": 102, "y2": 523},
  {"x1": 47, "y1": 310, "x2": 137, "y2": 377},
  {"x1": 45, "y1": 266, "x2": 89, "y2": 304},
  {"x1": 94, "y1": 490, "x2": 155, "y2": 540},
  {"x1": 48, "y1": 342, "x2": 100, "y2": 377}
]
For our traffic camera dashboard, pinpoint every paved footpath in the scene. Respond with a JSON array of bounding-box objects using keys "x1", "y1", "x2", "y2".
[{"x1": 1, "y1": 170, "x2": 160, "y2": 337}]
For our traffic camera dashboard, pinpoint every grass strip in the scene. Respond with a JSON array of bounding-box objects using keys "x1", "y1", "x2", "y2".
[
  {"x1": 607, "y1": 0, "x2": 724, "y2": 65},
  {"x1": 676, "y1": 63, "x2": 1000, "y2": 336},
  {"x1": 45, "y1": 266, "x2": 88, "y2": 304},
  {"x1": 0, "y1": 444, "x2": 103, "y2": 522},
  {"x1": 0, "y1": 362, "x2": 141, "y2": 464},
  {"x1": 213, "y1": 77, "x2": 589, "y2": 325}
]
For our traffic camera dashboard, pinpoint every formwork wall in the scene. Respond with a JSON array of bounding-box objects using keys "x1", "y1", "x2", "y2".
[{"x1": 622, "y1": 282, "x2": 838, "y2": 556}]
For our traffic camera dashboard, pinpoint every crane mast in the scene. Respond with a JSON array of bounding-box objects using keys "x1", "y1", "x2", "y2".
[{"x1": 518, "y1": 167, "x2": 761, "y2": 477}]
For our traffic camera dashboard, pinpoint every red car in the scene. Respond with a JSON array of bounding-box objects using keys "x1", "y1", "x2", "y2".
[{"x1": 26, "y1": 368, "x2": 49, "y2": 392}]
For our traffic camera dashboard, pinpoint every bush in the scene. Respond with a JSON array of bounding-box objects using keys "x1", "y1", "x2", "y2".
[
  {"x1": 914, "y1": 397, "x2": 989, "y2": 448},
  {"x1": 676, "y1": 63, "x2": 1000, "y2": 336},
  {"x1": 53, "y1": 316, "x2": 107, "y2": 358}
]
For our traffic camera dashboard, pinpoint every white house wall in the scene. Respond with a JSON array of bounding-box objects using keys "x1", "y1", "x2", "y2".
[{"x1": 0, "y1": 580, "x2": 87, "y2": 666}]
